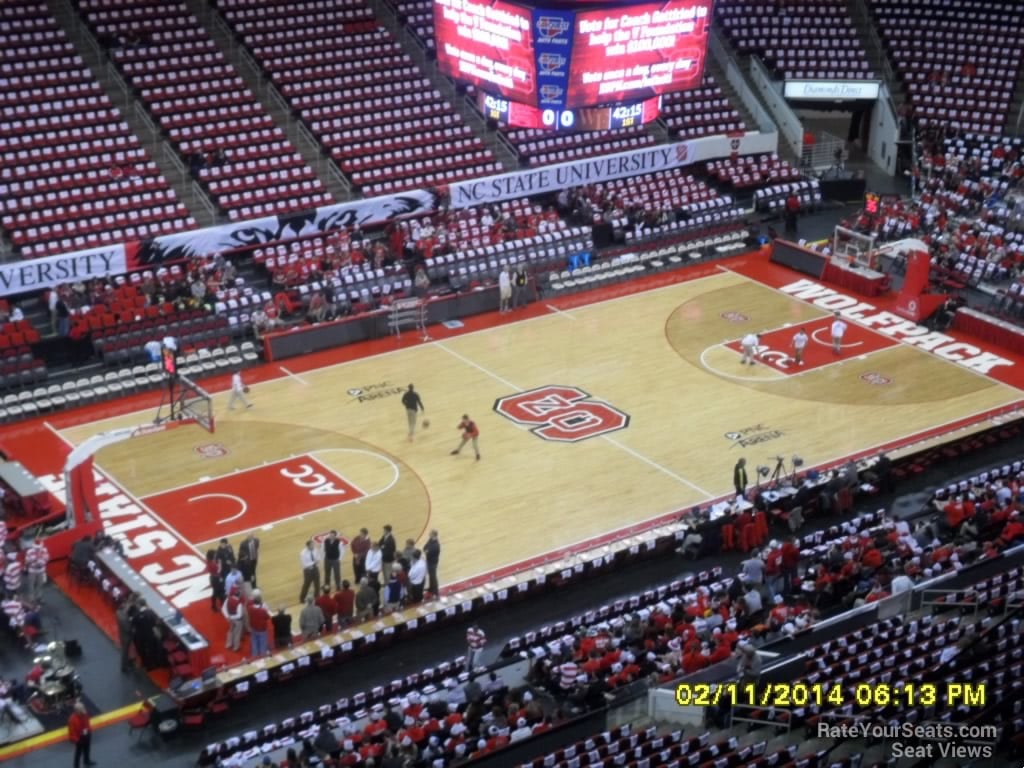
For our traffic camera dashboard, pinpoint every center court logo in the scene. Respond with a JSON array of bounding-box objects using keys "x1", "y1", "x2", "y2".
[{"x1": 494, "y1": 385, "x2": 629, "y2": 443}]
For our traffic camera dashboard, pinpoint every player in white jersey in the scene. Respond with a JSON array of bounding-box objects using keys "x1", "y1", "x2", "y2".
[
  {"x1": 740, "y1": 333, "x2": 760, "y2": 365},
  {"x1": 791, "y1": 327, "x2": 809, "y2": 366},
  {"x1": 830, "y1": 312, "x2": 848, "y2": 355}
]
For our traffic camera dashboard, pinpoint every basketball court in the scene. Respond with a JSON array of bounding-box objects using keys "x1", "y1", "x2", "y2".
[{"x1": 16, "y1": 255, "x2": 1024, "y2": 653}]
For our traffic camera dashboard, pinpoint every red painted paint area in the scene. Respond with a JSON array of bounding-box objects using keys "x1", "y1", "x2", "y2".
[
  {"x1": 723, "y1": 314, "x2": 898, "y2": 374},
  {"x1": 728, "y1": 258, "x2": 1024, "y2": 390},
  {"x1": 142, "y1": 455, "x2": 365, "y2": 543}
]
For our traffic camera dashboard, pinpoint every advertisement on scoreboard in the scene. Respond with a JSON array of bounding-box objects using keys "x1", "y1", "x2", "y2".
[
  {"x1": 566, "y1": 0, "x2": 711, "y2": 108},
  {"x1": 434, "y1": 0, "x2": 538, "y2": 104},
  {"x1": 532, "y1": 8, "x2": 575, "y2": 109},
  {"x1": 434, "y1": 0, "x2": 712, "y2": 111}
]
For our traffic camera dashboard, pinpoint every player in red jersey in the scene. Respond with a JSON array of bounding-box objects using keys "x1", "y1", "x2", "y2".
[{"x1": 450, "y1": 415, "x2": 481, "y2": 460}]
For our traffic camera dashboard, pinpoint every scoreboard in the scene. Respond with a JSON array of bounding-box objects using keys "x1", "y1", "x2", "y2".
[
  {"x1": 479, "y1": 91, "x2": 662, "y2": 131},
  {"x1": 435, "y1": 0, "x2": 712, "y2": 128}
]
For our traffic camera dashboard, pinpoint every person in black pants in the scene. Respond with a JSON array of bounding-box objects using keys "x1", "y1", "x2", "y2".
[
  {"x1": 423, "y1": 529, "x2": 441, "y2": 597},
  {"x1": 322, "y1": 530, "x2": 343, "y2": 591},
  {"x1": 69, "y1": 702, "x2": 95, "y2": 767},
  {"x1": 734, "y1": 458, "x2": 749, "y2": 498},
  {"x1": 379, "y1": 525, "x2": 397, "y2": 582},
  {"x1": 272, "y1": 607, "x2": 292, "y2": 649}
]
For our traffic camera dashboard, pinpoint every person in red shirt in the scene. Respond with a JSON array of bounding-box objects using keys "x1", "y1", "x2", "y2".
[
  {"x1": 999, "y1": 512, "x2": 1024, "y2": 547},
  {"x1": 780, "y1": 537, "x2": 800, "y2": 593},
  {"x1": 315, "y1": 586, "x2": 336, "y2": 633},
  {"x1": 68, "y1": 701, "x2": 95, "y2": 768},
  {"x1": 350, "y1": 528, "x2": 371, "y2": 583},
  {"x1": 247, "y1": 594, "x2": 272, "y2": 657},
  {"x1": 861, "y1": 546, "x2": 884, "y2": 571},
  {"x1": 450, "y1": 415, "x2": 481, "y2": 460},
  {"x1": 580, "y1": 651, "x2": 603, "y2": 676},
  {"x1": 708, "y1": 636, "x2": 733, "y2": 664},
  {"x1": 944, "y1": 497, "x2": 967, "y2": 530},
  {"x1": 333, "y1": 580, "x2": 355, "y2": 628}
]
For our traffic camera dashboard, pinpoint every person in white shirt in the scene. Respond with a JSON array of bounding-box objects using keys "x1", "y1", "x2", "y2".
[
  {"x1": 407, "y1": 550, "x2": 427, "y2": 603},
  {"x1": 830, "y1": 312, "x2": 848, "y2": 355},
  {"x1": 498, "y1": 266, "x2": 512, "y2": 313},
  {"x1": 791, "y1": 327, "x2": 808, "y2": 366},
  {"x1": 228, "y1": 370, "x2": 252, "y2": 410},
  {"x1": 221, "y1": 587, "x2": 245, "y2": 651},
  {"x1": 24, "y1": 537, "x2": 49, "y2": 603},
  {"x1": 364, "y1": 542, "x2": 383, "y2": 583},
  {"x1": 299, "y1": 540, "x2": 321, "y2": 602},
  {"x1": 890, "y1": 572, "x2": 915, "y2": 594},
  {"x1": 740, "y1": 333, "x2": 760, "y2": 365}
]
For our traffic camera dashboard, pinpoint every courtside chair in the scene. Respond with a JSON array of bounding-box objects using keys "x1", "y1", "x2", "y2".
[
  {"x1": 32, "y1": 387, "x2": 52, "y2": 412},
  {"x1": 47, "y1": 385, "x2": 67, "y2": 409},
  {"x1": 89, "y1": 375, "x2": 109, "y2": 400},
  {"x1": 104, "y1": 372, "x2": 123, "y2": 397},
  {"x1": 61, "y1": 381, "x2": 81, "y2": 407}
]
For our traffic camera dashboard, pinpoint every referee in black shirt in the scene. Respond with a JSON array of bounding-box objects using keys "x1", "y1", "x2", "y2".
[{"x1": 403, "y1": 383, "x2": 425, "y2": 441}]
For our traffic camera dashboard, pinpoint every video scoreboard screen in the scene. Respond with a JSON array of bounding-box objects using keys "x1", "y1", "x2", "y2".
[{"x1": 435, "y1": 0, "x2": 711, "y2": 127}]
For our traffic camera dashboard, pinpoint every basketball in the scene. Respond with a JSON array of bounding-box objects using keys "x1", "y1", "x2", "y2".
[
  {"x1": 243, "y1": 386, "x2": 250, "y2": 394},
  {"x1": 422, "y1": 419, "x2": 430, "y2": 429}
]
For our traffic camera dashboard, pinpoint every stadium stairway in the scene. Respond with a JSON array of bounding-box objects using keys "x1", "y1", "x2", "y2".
[
  {"x1": 189, "y1": 0, "x2": 352, "y2": 202},
  {"x1": 1012, "y1": 58, "x2": 1024, "y2": 134},
  {"x1": 704, "y1": 55, "x2": 760, "y2": 142},
  {"x1": 847, "y1": 0, "x2": 905, "y2": 111},
  {"x1": 44, "y1": 0, "x2": 220, "y2": 228},
  {"x1": 362, "y1": 0, "x2": 520, "y2": 172}
]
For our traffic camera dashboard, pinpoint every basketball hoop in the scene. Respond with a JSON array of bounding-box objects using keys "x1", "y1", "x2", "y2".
[{"x1": 155, "y1": 374, "x2": 215, "y2": 433}]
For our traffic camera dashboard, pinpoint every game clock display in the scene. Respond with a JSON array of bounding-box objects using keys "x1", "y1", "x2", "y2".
[{"x1": 435, "y1": 0, "x2": 711, "y2": 111}]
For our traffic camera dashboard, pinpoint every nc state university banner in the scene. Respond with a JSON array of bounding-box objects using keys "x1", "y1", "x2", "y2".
[
  {"x1": 450, "y1": 130, "x2": 778, "y2": 208},
  {"x1": 0, "y1": 244, "x2": 127, "y2": 296}
]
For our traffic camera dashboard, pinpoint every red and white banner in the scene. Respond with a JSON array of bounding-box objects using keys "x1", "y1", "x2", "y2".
[
  {"x1": 0, "y1": 190, "x2": 441, "y2": 298},
  {"x1": 451, "y1": 131, "x2": 778, "y2": 207}
]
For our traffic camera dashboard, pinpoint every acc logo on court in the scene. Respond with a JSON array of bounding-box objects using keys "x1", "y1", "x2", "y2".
[
  {"x1": 194, "y1": 442, "x2": 229, "y2": 458},
  {"x1": 493, "y1": 385, "x2": 629, "y2": 443}
]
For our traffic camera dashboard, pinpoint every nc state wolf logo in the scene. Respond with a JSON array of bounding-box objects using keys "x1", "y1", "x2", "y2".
[{"x1": 494, "y1": 385, "x2": 629, "y2": 443}]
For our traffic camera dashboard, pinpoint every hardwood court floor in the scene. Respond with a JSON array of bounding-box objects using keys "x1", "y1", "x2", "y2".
[{"x1": 57, "y1": 267, "x2": 1023, "y2": 616}]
